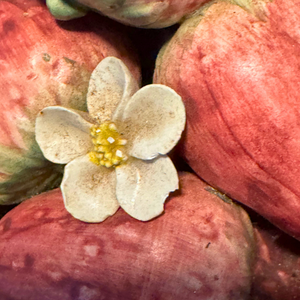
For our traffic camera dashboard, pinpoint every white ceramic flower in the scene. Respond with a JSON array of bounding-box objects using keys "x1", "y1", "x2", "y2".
[{"x1": 35, "y1": 57, "x2": 185, "y2": 222}]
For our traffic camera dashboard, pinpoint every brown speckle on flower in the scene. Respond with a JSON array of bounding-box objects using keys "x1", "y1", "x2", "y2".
[{"x1": 42, "y1": 53, "x2": 51, "y2": 62}]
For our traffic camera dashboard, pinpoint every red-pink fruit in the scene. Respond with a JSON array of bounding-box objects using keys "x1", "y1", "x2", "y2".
[
  {"x1": 0, "y1": 0, "x2": 140, "y2": 205},
  {"x1": 0, "y1": 173, "x2": 255, "y2": 300},
  {"x1": 47, "y1": 0, "x2": 210, "y2": 28},
  {"x1": 154, "y1": 0, "x2": 300, "y2": 240},
  {"x1": 251, "y1": 219, "x2": 300, "y2": 300}
]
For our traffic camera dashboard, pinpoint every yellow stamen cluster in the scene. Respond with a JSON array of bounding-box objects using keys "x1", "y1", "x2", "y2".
[{"x1": 89, "y1": 122, "x2": 127, "y2": 168}]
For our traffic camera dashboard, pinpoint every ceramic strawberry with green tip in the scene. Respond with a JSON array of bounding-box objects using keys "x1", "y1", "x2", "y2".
[
  {"x1": 0, "y1": 0, "x2": 139, "y2": 205},
  {"x1": 46, "y1": 0, "x2": 209, "y2": 28}
]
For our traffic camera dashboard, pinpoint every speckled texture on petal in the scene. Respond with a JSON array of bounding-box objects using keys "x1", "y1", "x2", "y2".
[
  {"x1": 121, "y1": 84, "x2": 185, "y2": 160},
  {"x1": 115, "y1": 156, "x2": 178, "y2": 221},
  {"x1": 87, "y1": 57, "x2": 139, "y2": 124},
  {"x1": 35, "y1": 106, "x2": 93, "y2": 164},
  {"x1": 61, "y1": 154, "x2": 119, "y2": 223}
]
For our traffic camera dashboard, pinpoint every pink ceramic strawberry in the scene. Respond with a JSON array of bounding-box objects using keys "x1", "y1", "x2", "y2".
[
  {"x1": 154, "y1": 0, "x2": 300, "y2": 240},
  {"x1": 0, "y1": 0, "x2": 140, "y2": 205},
  {"x1": 0, "y1": 172, "x2": 255, "y2": 299}
]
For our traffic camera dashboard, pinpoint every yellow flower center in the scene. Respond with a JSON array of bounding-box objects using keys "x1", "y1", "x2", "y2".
[{"x1": 89, "y1": 122, "x2": 127, "y2": 168}]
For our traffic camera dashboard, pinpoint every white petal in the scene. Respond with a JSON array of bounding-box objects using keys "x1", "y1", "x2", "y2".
[
  {"x1": 35, "y1": 106, "x2": 93, "y2": 164},
  {"x1": 61, "y1": 154, "x2": 119, "y2": 223},
  {"x1": 87, "y1": 57, "x2": 139, "y2": 123},
  {"x1": 115, "y1": 156, "x2": 178, "y2": 221},
  {"x1": 120, "y1": 84, "x2": 186, "y2": 160}
]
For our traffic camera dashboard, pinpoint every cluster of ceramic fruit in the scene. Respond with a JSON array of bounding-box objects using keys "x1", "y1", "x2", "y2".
[{"x1": 0, "y1": 0, "x2": 299, "y2": 299}]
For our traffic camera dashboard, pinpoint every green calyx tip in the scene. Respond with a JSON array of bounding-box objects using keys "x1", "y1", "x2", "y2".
[{"x1": 46, "y1": 0, "x2": 87, "y2": 21}]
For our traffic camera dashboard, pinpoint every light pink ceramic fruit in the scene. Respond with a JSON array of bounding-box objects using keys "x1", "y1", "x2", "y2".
[
  {"x1": 154, "y1": 0, "x2": 300, "y2": 240},
  {"x1": 0, "y1": 172, "x2": 255, "y2": 300},
  {"x1": 46, "y1": 0, "x2": 209, "y2": 28},
  {"x1": 0, "y1": 0, "x2": 140, "y2": 204}
]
